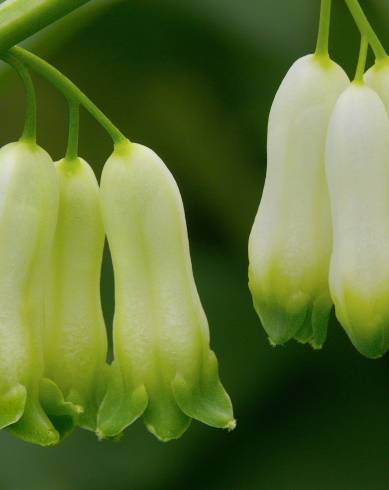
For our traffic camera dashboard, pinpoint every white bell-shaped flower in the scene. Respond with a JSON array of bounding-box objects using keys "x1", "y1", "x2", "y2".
[
  {"x1": 0, "y1": 141, "x2": 77, "y2": 445},
  {"x1": 248, "y1": 55, "x2": 349, "y2": 348},
  {"x1": 44, "y1": 157, "x2": 108, "y2": 430},
  {"x1": 97, "y1": 140, "x2": 234, "y2": 441},
  {"x1": 326, "y1": 81, "x2": 389, "y2": 358}
]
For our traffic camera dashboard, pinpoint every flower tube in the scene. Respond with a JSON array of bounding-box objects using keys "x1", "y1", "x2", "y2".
[
  {"x1": 97, "y1": 140, "x2": 234, "y2": 441},
  {"x1": 325, "y1": 82, "x2": 389, "y2": 358},
  {"x1": 248, "y1": 55, "x2": 349, "y2": 348},
  {"x1": 0, "y1": 140, "x2": 75, "y2": 446},
  {"x1": 44, "y1": 157, "x2": 108, "y2": 430}
]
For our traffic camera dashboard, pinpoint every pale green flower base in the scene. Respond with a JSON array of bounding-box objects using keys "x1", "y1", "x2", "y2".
[
  {"x1": 97, "y1": 353, "x2": 234, "y2": 442},
  {"x1": 250, "y1": 280, "x2": 330, "y2": 349},
  {"x1": 333, "y1": 288, "x2": 389, "y2": 359},
  {"x1": 7, "y1": 379, "x2": 79, "y2": 446},
  {"x1": 0, "y1": 385, "x2": 26, "y2": 430}
]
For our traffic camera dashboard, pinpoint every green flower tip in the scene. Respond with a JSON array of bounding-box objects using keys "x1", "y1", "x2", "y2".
[
  {"x1": 95, "y1": 428, "x2": 105, "y2": 442},
  {"x1": 250, "y1": 278, "x2": 330, "y2": 350},
  {"x1": 226, "y1": 418, "x2": 237, "y2": 431}
]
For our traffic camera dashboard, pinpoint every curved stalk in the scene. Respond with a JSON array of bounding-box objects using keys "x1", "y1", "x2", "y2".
[
  {"x1": 10, "y1": 47, "x2": 126, "y2": 146},
  {"x1": 1, "y1": 53, "x2": 37, "y2": 142},
  {"x1": 0, "y1": 0, "x2": 92, "y2": 53}
]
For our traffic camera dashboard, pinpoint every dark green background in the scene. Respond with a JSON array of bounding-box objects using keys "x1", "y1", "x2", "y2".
[{"x1": 0, "y1": 0, "x2": 388, "y2": 488}]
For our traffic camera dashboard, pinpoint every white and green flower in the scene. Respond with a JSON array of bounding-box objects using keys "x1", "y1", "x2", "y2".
[
  {"x1": 44, "y1": 157, "x2": 108, "y2": 431},
  {"x1": 249, "y1": 54, "x2": 349, "y2": 348},
  {"x1": 326, "y1": 81, "x2": 389, "y2": 358},
  {"x1": 0, "y1": 141, "x2": 76, "y2": 446},
  {"x1": 97, "y1": 140, "x2": 235, "y2": 441}
]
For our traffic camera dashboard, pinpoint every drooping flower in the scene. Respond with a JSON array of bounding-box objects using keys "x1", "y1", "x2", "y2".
[
  {"x1": 248, "y1": 54, "x2": 349, "y2": 348},
  {"x1": 97, "y1": 140, "x2": 235, "y2": 441},
  {"x1": 0, "y1": 141, "x2": 76, "y2": 446},
  {"x1": 44, "y1": 157, "x2": 108, "y2": 430},
  {"x1": 325, "y1": 81, "x2": 389, "y2": 358}
]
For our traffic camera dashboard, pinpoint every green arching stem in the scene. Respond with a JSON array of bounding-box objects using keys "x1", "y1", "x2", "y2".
[
  {"x1": 9, "y1": 46, "x2": 126, "y2": 146},
  {"x1": 354, "y1": 36, "x2": 368, "y2": 83},
  {"x1": 65, "y1": 101, "x2": 80, "y2": 161},
  {"x1": 344, "y1": 0, "x2": 387, "y2": 61},
  {"x1": 1, "y1": 53, "x2": 37, "y2": 142},
  {"x1": 315, "y1": 0, "x2": 332, "y2": 58},
  {"x1": 0, "y1": 0, "x2": 92, "y2": 54}
]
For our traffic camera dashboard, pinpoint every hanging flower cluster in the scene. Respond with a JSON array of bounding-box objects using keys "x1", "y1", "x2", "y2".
[
  {"x1": 249, "y1": 0, "x2": 389, "y2": 359},
  {"x1": 0, "y1": 47, "x2": 234, "y2": 446}
]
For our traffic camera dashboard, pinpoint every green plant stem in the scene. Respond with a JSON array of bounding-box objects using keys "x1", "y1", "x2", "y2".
[
  {"x1": 0, "y1": 0, "x2": 92, "y2": 53},
  {"x1": 354, "y1": 36, "x2": 368, "y2": 83},
  {"x1": 344, "y1": 0, "x2": 387, "y2": 61},
  {"x1": 10, "y1": 47, "x2": 126, "y2": 146},
  {"x1": 1, "y1": 53, "x2": 37, "y2": 142},
  {"x1": 315, "y1": 0, "x2": 332, "y2": 57},
  {"x1": 66, "y1": 101, "x2": 80, "y2": 161}
]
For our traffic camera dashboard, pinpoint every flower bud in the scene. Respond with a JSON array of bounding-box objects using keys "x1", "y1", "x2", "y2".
[
  {"x1": 44, "y1": 157, "x2": 108, "y2": 430},
  {"x1": 326, "y1": 82, "x2": 389, "y2": 358},
  {"x1": 0, "y1": 141, "x2": 75, "y2": 446},
  {"x1": 248, "y1": 55, "x2": 349, "y2": 348},
  {"x1": 97, "y1": 140, "x2": 234, "y2": 441}
]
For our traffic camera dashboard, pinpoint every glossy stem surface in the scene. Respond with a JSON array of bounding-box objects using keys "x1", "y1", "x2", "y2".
[
  {"x1": 315, "y1": 0, "x2": 332, "y2": 57},
  {"x1": 0, "y1": 0, "x2": 92, "y2": 52},
  {"x1": 66, "y1": 101, "x2": 80, "y2": 160}
]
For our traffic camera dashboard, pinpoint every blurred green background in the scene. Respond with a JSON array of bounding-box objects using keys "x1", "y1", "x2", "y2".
[{"x1": 0, "y1": 0, "x2": 388, "y2": 488}]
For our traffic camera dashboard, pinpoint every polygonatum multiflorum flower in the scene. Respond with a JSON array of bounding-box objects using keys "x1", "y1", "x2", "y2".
[
  {"x1": 97, "y1": 140, "x2": 235, "y2": 441},
  {"x1": 248, "y1": 54, "x2": 349, "y2": 349},
  {"x1": 325, "y1": 81, "x2": 389, "y2": 359},
  {"x1": 0, "y1": 141, "x2": 77, "y2": 446},
  {"x1": 44, "y1": 157, "x2": 108, "y2": 431}
]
